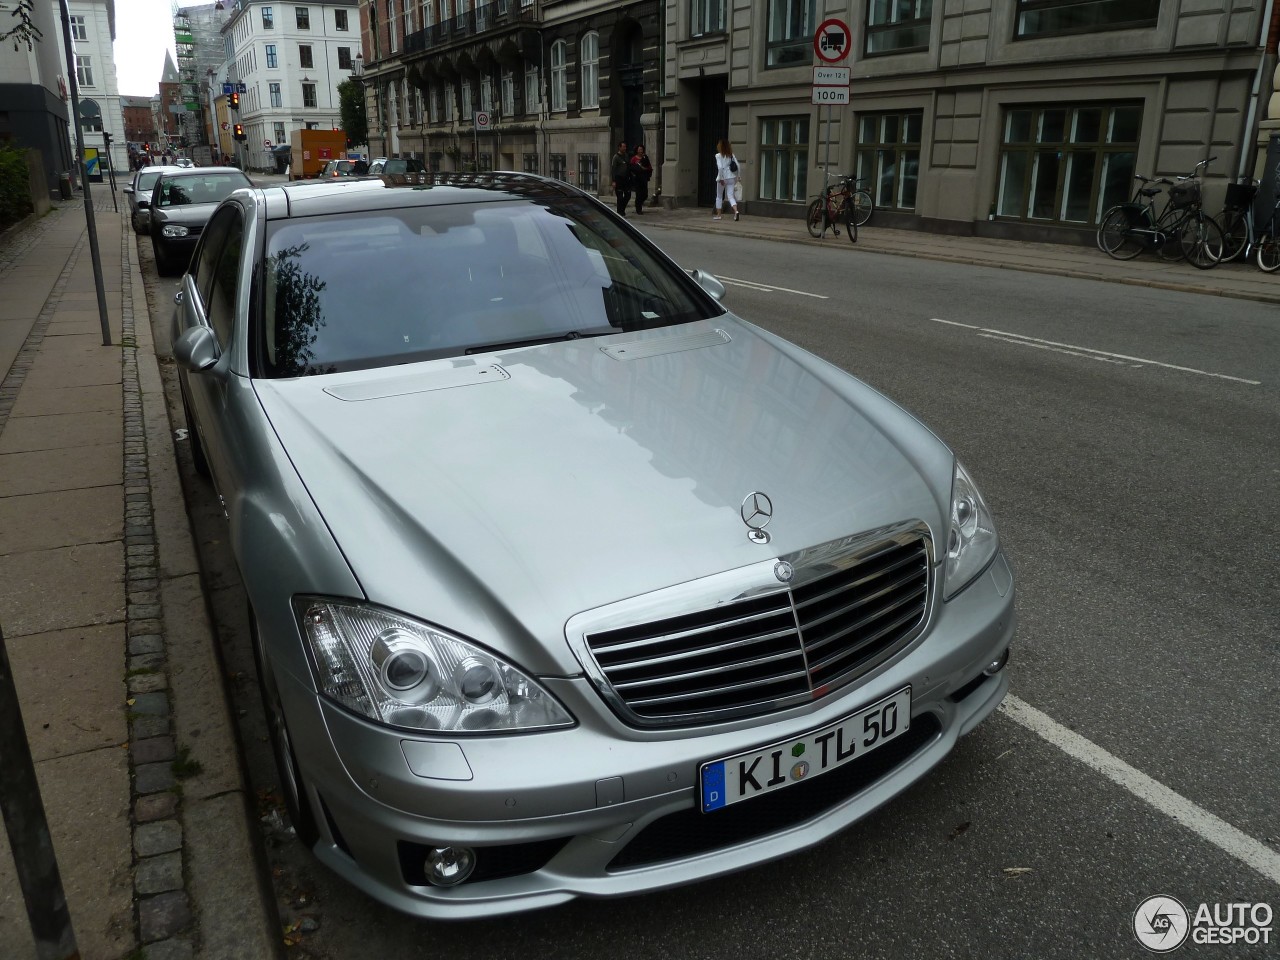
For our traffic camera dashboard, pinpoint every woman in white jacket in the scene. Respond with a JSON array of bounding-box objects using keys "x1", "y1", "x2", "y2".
[{"x1": 714, "y1": 139, "x2": 740, "y2": 221}]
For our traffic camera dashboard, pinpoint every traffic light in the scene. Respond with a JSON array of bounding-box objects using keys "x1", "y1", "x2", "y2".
[
  {"x1": 143, "y1": 142, "x2": 150, "y2": 152},
  {"x1": 229, "y1": 91, "x2": 240, "y2": 111},
  {"x1": 233, "y1": 123, "x2": 246, "y2": 141}
]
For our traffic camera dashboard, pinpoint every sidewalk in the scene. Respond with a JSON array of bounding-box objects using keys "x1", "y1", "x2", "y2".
[
  {"x1": 0, "y1": 186, "x2": 1272, "y2": 960},
  {"x1": 0, "y1": 193, "x2": 275, "y2": 959}
]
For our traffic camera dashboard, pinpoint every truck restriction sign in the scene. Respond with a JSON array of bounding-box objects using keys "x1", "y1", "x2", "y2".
[
  {"x1": 812, "y1": 65, "x2": 850, "y2": 105},
  {"x1": 814, "y1": 18, "x2": 852, "y2": 63}
]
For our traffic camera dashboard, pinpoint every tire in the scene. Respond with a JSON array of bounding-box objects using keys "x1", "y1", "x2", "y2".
[
  {"x1": 1179, "y1": 214, "x2": 1226, "y2": 270},
  {"x1": 251, "y1": 608, "x2": 320, "y2": 850},
  {"x1": 1257, "y1": 235, "x2": 1280, "y2": 273},
  {"x1": 1098, "y1": 207, "x2": 1144, "y2": 260},
  {"x1": 805, "y1": 198, "x2": 826, "y2": 238},
  {"x1": 1218, "y1": 210, "x2": 1248, "y2": 262},
  {"x1": 178, "y1": 379, "x2": 210, "y2": 479},
  {"x1": 840, "y1": 198, "x2": 857, "y2": 244},
  {"x1": 850, "y1": 189, "x2": 874, "y2": 226},
  {"x1": 152, "y1": 238, "x2": 179, "y2": 276},
  {"x1": 1156, "y1": 214, "x2": 1189, "y2": 262}
]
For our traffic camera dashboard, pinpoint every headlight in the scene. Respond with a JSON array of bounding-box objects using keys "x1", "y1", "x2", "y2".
[
  {"x1": 944, "y1": 460, "x2": 999, "y2": 600},
  {"x1": 294, "y1": 598, "x2": 575, "y2": 734},
  {"x1": 161, "y1": 224, "x2": 189, "y2": 237}
]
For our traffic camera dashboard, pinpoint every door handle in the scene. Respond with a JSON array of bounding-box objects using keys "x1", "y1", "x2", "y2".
[{"x1": 174, "y1": 290, "x2": 184, "y2": 305}]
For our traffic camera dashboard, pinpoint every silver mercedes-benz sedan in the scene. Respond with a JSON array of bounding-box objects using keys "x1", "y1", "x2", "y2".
[{"x1": 171, "y1": 173, "x2": 1014, "y2": 919}]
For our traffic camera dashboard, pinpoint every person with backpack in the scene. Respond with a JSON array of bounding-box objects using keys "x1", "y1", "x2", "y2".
[
  {"x1": 714, "y1": 139, "x2": 741, "y2": 222},
  {"x1": 610, "y1": 141, "x2": 632, "y2": 217},
  {"x1": 630, "y1": 144, "x2": 653, "y2": 215}
]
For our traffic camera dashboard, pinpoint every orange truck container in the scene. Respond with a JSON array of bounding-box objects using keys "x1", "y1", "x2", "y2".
[{"x1": 288, "y1": 129, "x2": 347, "y2": 180}]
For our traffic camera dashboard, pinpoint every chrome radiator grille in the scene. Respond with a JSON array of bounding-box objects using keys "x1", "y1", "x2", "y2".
[{"x1": 580, "y1": 529, "x2": 932, "y2": 726}]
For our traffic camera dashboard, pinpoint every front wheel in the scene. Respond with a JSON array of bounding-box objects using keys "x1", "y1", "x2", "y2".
[
  {"x1": 1257, "y1": 235, "x2": 1280, "y2": 273},
  {"x1": 1179, "y1": 214, "x2": 1226, "y2": 270},
  {"x1": 1156, "y1": 215, "x2": 1189, "y2": 262},
  {"x1": 806, "y1": 198, "x2": 826, "y2": 238},
  {"x1": 1218, "y1": 210, "x2": 1248, "y2": 262},
  {"x1": 850, "y1": 189, "x2": 874, "y2": 226},
  {"x1": 1098, "y1": 207, "x2": 1144, "y2": 260},
  {"x1": 839, "y1": 199, "x2": 858, "y2": 244}
]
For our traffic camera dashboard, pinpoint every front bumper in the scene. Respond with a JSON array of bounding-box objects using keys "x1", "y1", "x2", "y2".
[{"x1": 277, "y1": 552, "x2": 1015, "y2": 919}]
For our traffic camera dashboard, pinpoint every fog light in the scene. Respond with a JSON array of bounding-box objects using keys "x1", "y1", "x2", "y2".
[
  {"x1": 983, "y1": 648, "x2": 1010, "y2": 676},
  {"x1": 424, "y1": 846, "x2": 475, "y2": 886}
]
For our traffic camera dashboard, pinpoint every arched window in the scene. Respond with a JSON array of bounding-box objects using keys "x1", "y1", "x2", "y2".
[
  {"x1": 580, "y1": 31, "x2": 599, "y2": 109},
  {"x1": 550, "y1": 40, "x2": 567, "y2": 112}
]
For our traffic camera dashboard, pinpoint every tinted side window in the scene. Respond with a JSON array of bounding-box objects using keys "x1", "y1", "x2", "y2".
[
  {"x1": 194, "y1": 207, "x2": 237, "y2": 307},
  {"x1": 205, "y1": 208, "x2": 245, "y2": 347}
]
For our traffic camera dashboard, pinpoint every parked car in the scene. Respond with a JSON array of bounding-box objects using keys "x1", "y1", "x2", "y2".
[
  {"x1": 174, "y1": 157, "x2": 196, "y2": 168},
  {"x1": 123, "y1": 164, "x2": 182, "y2": 234},
  {"x1": 148, "y1": 167, "x2": 253, "y2": 276},
  {"x1": 368, "y1": 156, "x2": 426, "y2": 178},
  {"x1": 321, "y1": 159, "x2": 362, "y2": 178},
  {"x1": 170, "y1": 173, "x2": 1014, "y2": 919}
]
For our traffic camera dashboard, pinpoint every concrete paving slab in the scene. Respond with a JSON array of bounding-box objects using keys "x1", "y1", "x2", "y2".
[
  {"x1": 0, "y1": 485, "x2": 122, "y2": 553},
  {"x1": 20, "y1": 354, "x2": 122, "y2": 390},
  {"x1": 0, "y1": 296, "x2": 51, "y2": 321},
  {"x1": 0, "y1": 747, "x2": 135, "y2": 960},
  {"x1": 0, "y1": 443, "x2": 122, "y2": 497},
  {"x1": 5, "y1": 622, "x2": 127, "y2": 760},
  {"x1": 0, "y1": 539, "x2": 124, "y2": 637},
  {"x1": 43, "y1": 317, "x2": 119, "y2": 338},
  {"x1": 7, "y1": 382, "x2": 120, "y2": 417},
  {"x1": 0, "y1": 410, "x2": 122, "y2": 454}
]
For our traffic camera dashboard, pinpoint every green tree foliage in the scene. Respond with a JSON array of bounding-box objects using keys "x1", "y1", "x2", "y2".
[
  {"x1": 0, "y1": 145, "x2": 35, "y2": 227},
  {"x1": 338, "y1": 80, "x2": 368, "y2": 148},
  {"x1": 2, "y1": 0, "x2": 42, "y2": 51}
]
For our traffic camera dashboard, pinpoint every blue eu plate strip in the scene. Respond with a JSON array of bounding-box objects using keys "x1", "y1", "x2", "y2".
[{"x1": 701, "y1": 762, "x2": 726, "y2": 811}]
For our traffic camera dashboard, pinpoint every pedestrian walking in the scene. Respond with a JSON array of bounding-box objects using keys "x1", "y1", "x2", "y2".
[
  {"x1": 610, "y1": 141, "x2": 632, "y2": 217},
  {"x1": 713, "y1": 139, "x2": 741, "y2": 222},
  {"x1": 630, "y1": 145, "x2": 653, "y2": 215}
]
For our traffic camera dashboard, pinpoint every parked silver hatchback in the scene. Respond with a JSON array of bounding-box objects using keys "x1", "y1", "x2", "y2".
[{"x1": 171, "y1": 173, "x2": 1014, "y2": 919}]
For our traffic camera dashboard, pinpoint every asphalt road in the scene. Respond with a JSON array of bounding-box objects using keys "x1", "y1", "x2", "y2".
[{"x1": 142, "y1": 221, "x2": 1280, "y2": 959}]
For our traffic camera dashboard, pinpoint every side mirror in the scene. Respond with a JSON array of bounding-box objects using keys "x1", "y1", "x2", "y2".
[
  {"x1": 689, "y1": 268, "x2": 726, "y2": 302},
  {"x1": 173, "y1": 325, "x2": 220, "y2": 373},
  {"x1": 123, "y1": 185, "x2": 134, "y2": 195}
]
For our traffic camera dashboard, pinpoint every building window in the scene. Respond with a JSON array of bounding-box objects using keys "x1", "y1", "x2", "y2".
[
  {"x1": 269, "y1": 82, "x2": 282, "y2": 107},
  {"x1": 501, "y1": 68, "x2": 515, "y2": 118},
  {"x1": 549, "y1": 153, "x2": 567, "y2": 181},
  {"x1": 580, "y1": 32, "x2": 599, "y2": 109},
  {"x1": 759, "y1": 116, "x2": 808, "y2": 201},
  {"x1": 335, "y1": 8, "x2": 348, "y2": 29},
  {"x1": 388, "y1": 0, "x2": 399, "y2": 52},
  {"x1": 996, "y1": 103, "x2": 1141, "y2": 224},
  {"x1": 424, "y1": 0, "x2": 435, "y2": 26},
  {"x1": 866, "y1": 0, "x2": 932, "y2": 55},
  {"x1": 299, "y1": 45, "x2": 314, "y2": 69},
  {"x1": 690, "y1": 0, "x2": 725, "y2": 37},
  {"x1": 429, "y1": 151, "x2": 443, "y2": 172},
  {"x1": 266, "y1": 44, "x2": 278, "y2": 68},
  {"x1": 261, "y1": 6, "x2": 274, "y2": 28},
  {"x1": 525, "y1": 62, "x2": 539, "y2": 115},
  {"x1": 766, "y1": 0, "x2": 814, "y2": 67},
  {"x1": 856, "y1": 112, "x2": 922, "y2": 211},
  {"x1": 444, "y1": 82, "x2": 455, "y2": 121},
  {"x1": 1016, "y1": 0, "x2": 1158, "y2": 38},
  {"x1": 274, "y1": 122, "x2": 286, "y2": 144},
  {"x1": 550, "y1": 40, "x2": 567, "y2": 112},
  {"x1": 481, "y1": 74, "x2": 494, "y2": 112},
  {"x1": 70, "y1": 15, "x2": 87, "y2": 40},
  {"x1": 75, "y1": 55, "x2": 93, "y2": 88},
  {"x1": 523, "y1": 152, "x2": 539, "y2": 174},
  {"x1": 337, "y1": 47, "x2": 352, "y2": 70},
  {"x1": 295, "y1": 6, "x2": 310, "y2": 29},
  {"x1": 478, "y1": 152, "x2": 492, "y2": 171},
  {"x1": 578, "y1": 153, "x2": 599, "y2": 192},
  {"x1": 302, "y1": 83, "x2": 317, "y2": 108},
  {"x1": 461, "y1": 78, "x2": 473, "y2": 118}
]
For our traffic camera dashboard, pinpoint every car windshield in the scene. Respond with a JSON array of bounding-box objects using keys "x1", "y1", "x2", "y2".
[
  {"x1": 137, "y1": 171, "x2": 165, "y2": 192},
  {"x1": 260, "y1": 196, "x2": 721, "y2": 376},
  {"x1": 379, "y1": 159, "x2": 420, "y2": 174},
  {"x1": 158, "y1": 173, "x2": 250, "y2": 207}
]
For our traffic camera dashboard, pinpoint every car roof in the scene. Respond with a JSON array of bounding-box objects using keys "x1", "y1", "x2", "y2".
[
  {"x1": 257, "y1": 172, "x2": 586, "y2": 220},
  {"x1": 156, "y1": 167, "x2": 250, "y2": 179},
  {"x1": 138, "y1": 165, "x2": 183, "y2": 175}
]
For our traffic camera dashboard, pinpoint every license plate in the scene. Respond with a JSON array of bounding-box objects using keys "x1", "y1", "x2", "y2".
[{"x1": 699, "y1": 687, "x2": 911, "y2": 813}]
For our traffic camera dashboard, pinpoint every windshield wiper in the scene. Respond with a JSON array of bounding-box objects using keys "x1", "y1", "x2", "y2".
[{"x1": 463, "y1": 329, "x2": 614, "y2": 355}]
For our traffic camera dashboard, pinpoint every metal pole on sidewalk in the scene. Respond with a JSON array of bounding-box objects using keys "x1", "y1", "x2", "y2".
[
  {"x1": 58, "y1": 0, "x2": 113, "y2": 347},
  {"x1": 103, "y1": 131, "x2": 118, "y2": 212},
  {"x1": 0, "y1": 625, "x2": 81, "y2": 960}
]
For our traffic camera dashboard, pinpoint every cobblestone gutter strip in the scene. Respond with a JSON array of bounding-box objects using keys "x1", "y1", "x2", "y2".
[{"x1": 118, "y1": 210, "x2": 197, "y2": 959}]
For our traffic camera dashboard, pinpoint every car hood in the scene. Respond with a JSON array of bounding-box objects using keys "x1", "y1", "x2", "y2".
[{"x1": 253, "y1": 319, "x2": 955, "y2": 675}]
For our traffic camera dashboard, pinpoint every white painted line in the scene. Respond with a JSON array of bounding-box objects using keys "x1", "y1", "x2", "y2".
[
  {"x1": 1000, "y1": 695, "x2": 1280, "y2": 886},
  {"x1": 720, "y1": 276, "x2": 830, "y2": 299},
  {"x1": 978, "y1": 333, "x2": 1136, "y2": 366},
  {"x1": 933, "y1": 318, "x2": 1261, "y2": 385}
]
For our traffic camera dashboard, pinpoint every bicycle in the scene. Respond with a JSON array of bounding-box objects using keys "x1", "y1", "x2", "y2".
[
  {"x1": 1252, "y1": 192, "x2": 1280, "y2": 272},
  {"x1": 806, "y1": 172, "x2": 873, "y2": 243},
  {"x1": 1097, "y1": 157, "x2": 1226, "y2": 269},
  {"x1": 1215, "y1": 177, "x2": 1259, "y2": 262}
]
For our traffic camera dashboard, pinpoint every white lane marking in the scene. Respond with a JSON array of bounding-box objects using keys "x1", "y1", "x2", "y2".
[
  {"x1": 933, "y1": 318, "x2": 1262, "y2": 385},
  {"x1": 720, "y1": 276, "x2": 830, "y2": 299},
  {"x1": 1000, "y1": 695, "x2": 1280, "y2": 886},
  {"x1": 978, "y1": 333, "x2": 1137, "y2": 366}
]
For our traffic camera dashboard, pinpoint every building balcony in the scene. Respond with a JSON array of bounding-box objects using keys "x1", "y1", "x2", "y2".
[{"x1": 403, "y1": 0, "x2": 539, "y2": 57}]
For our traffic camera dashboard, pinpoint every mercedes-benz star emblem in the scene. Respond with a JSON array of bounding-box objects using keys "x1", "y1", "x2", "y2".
[
  {"x1": 741, "y1": 492, "x2": 773, "y2": 544},
  {"x1": 774, "y1": 561, "x2": 794, "y2": 582}
]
